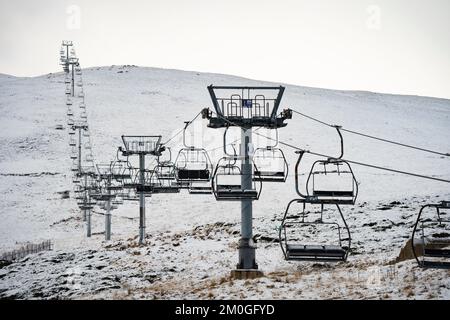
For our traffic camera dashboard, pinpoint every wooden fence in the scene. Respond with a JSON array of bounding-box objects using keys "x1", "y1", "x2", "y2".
[{"x1": 0, "y1": 240, "x2": 53, "y2": 262}]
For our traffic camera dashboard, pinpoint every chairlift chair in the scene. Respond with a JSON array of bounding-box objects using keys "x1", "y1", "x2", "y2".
[
  {"x1": 78, "y1": 91, "x2": 84, "y2": 98},
  {"x1": 279, "y1": 199, "x2": 351, "y2": 262},
  {"x1": 123, "y1": 169, "x2": 139, "y2": 189},
  {"x1": 174, "y1": 121, "x2": 214, "y2": 193},
  {"x1": 147, "y1": 167, "x2": 180, "y2": 194},
  {"x1": 85, "y1": 153, "x2": 94, "y2": 163},
  {"x1": 79, "y1": 102, "x2": 85, "y2": 109},
  {"x1": 296, "y1": 127, "x2": 358, "y2": 205},
  {"x1": 212, "y1": 156, "x2": 261, "y2": 201},
  {"x1": 67, "y1": 108, "x2": 73, "y2": 117},
  {"x1": 71, "y1": 163, "x2": 79, "y2": 172},
  {"x1": 72, "y1": 176, "x2": 81, "y2": 184},
  {"x1": 175, "y1": 147, "x2": 212, "y2": 182},
  {"x1": 278, "y1": 126, "x2": 355, "y2": 262},
  {"x1": 80, "y1": 111, "x2": 87, "y2": 119},
  {"x1": 65, "y1": 87, "x2": 71, "y2": 95},
  {"x1": 64, "y1": 78, "x2": 71, "y2": 84},
  {"x1": 252, "y1": 130, "x2": 288, "y2": 182},
  {"x1": 66, "y1": 99, "x2": 72, "y2": 106},
  {"x1": 112, "y1": 198, "x2": 124, "y2": 206},
  {"x1": 110, "y1": 153, "x2": 133, "y2": 183},
  {"x1": 76, "y1": 80, "x2": 82, "y2": 87},
  {"x1": 306, "y1": 158, "x2": 358, "y2": 205},
  {"x1": 84, "y1": 141, "x2": 92, "y2": 150},
  {"x1": 69, "y1": 137, "x2": 76, "y2": 147},
  {"x1": 154, "y1": 147, "x2": 177, "y2": 181},
  {"x1": 67, "y1": 118, "x2": 74, "y2": 126},
  {"x1": 411, "y1": 201, "x2": 450, "y2": 269}
]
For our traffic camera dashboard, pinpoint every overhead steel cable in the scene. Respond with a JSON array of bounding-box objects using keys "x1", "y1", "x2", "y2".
[
  {"x1": 207, "y1": 110, "x2": 450, "y2": 184},
  {"x1": 162, "y1": 110, "x2": 203, "y2": 146},
  {"x1": 290, "y1": 109, "x2": 450, "y2": 157}
]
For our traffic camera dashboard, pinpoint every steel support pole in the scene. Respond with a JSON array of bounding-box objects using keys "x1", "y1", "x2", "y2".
[
  {"x1": 82, "y1": 173, "x2": 87, "y2": 221},
  {"x1": 78, "y1": 128, "x2": 82, "y2": 175},
  {"x1": 71, "y1": 63, "x2": 75, "y2": 97},
  {"x1": 66, "y1": 45, "x2": 69, "y2": 74},
  {"x1": 105, "y1": 177, "x2": 111, "y2": 241},
  {"x1": 85, "y1": 175, "x2": 91, "y2": 237},
  {"x1": 237, "y1": 127, "x2": 257, "y2": 270},
  {"x1": 138, "y1": 153, "x2": 146, "y2": 245}
]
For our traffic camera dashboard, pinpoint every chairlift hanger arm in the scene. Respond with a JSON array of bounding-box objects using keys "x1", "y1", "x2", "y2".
[{"x1": 294, "y1": 151, "x2": 308, "y2": 198}]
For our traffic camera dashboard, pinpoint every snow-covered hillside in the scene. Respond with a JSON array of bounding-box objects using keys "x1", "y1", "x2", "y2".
[{"x1": 0, "y1": 66, "x2": 449, "y2": 299}]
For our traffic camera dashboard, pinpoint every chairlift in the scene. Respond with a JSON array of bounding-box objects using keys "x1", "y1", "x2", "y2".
[
  {"x1": 67, "y1": 118, "x2": 74, "y2": 126},
  {"x1": 110, "y1": 150, "x2": 133, "y2": 183},
  {"x1": 72, "y1": 176, "x2": 81, "y2": 184},
  {"x1": 67, "y1": 108, "x2": 73, "y2": 117},
  {"x1": 71, "y1": 163, "x2": 79, "y2": 172},
  {"x1": 85, "y1": 153, "x2": 94, "y2": 163},
  {"x1": 123, "y1": 167, "x2": 140, "y2": 189},
  {"x1": 279, "y1": 199, "x2": 351, "y2": 262},
  {"x1": 212, "y1": 156, "x2": 261, "y2": 201},
  {"x1": 296, "y1": 127, "x2": 358, "y2": 205},
  {"x1": 80, "y1": 111, "x2": 87, "y2": 119},
  {"x1": 154, "y1": 147, "x2": 177, "y2": 181},
  {"x1": 148, "y1": 171, "x2": 180, "y2": 194},
  {"x1": 65, "y1": 87, "x2": 71, "y2": 95},
  {"x1": 64, "y1": 78, "x2": 71, "y2": 84},
  {"x1": 79, "y1": 102, "x2": 86, "y2": 109},
  {"x1": 78, "y1": 91, "x2": 84, "y2": 98},
  {"x1": 69, "y1": 137, "x2": 76, "y2": 147},
  {"x1": 112, "y1": 198, "x2": 124, "y2": 206},
  {"x1": 278, "y1": 126, "x2": 355, "y2": 263},
  {"x1": 139, "y1": 151, "x2": 180, "y2": 194},
  {"x1": 306, "y1": 158, "x2": 358, "y2": 205},
  {"x1": 66, "y1": 99, "x2": 72, "y2": 106},
  {"x1": 84, "y1": 141, "x2": 92, "y2": 150},
  {"x1": 252, "y1": 129, "x2": 288, "y2": 182},
  {"x1": 411, "y1": 201, "x2": 450, "y2": 269},
  {"x1": 174, "y1": 121, "x2": 213, "y2": 188}
]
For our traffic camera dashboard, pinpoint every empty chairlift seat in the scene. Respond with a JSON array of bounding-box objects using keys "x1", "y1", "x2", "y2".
[
  {"x1": 412, "y1": 201, "x2": 450, "y2": 269},
  {"x1": 175, "y1": 147, "x2": 213, "y2": 182},
  {"x1": 307, "y1": 159, "x2": 358, "y2": 205},
  {"x1": 253, "y1": 146, "x2": 288, "y2": 182},
  {"x1": 279, "y1": 199, "x2": 351, "y2": 263},
  {"x1": 212, "y1": 157, "x2": 261, "y2": 201},
  {"x1": 286, "y1": 244, "x2": 347, "y2": 262}
]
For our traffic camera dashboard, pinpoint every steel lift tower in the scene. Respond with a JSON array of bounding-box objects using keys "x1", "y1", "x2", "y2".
[
  {"x1": 120, "y1": 135, "x2": 162, "y2": 245},
  {"x1": 203, "y1": 85, "x2": 291, "y2": 279}
]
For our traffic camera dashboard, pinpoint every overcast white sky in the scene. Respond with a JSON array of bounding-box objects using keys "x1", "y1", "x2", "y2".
[{"x1": 0, "y1": 0, "x2": 449, "y2": 99}]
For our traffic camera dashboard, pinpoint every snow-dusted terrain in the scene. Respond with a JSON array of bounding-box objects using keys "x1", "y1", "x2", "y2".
[{"x1": 0, "y1": 66, "x2": 449, "y2": 299}]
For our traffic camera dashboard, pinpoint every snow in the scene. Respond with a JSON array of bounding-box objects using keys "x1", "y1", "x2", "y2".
[{"x1": 0, "y1": 65, "x2": 449, "y2": 299}]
